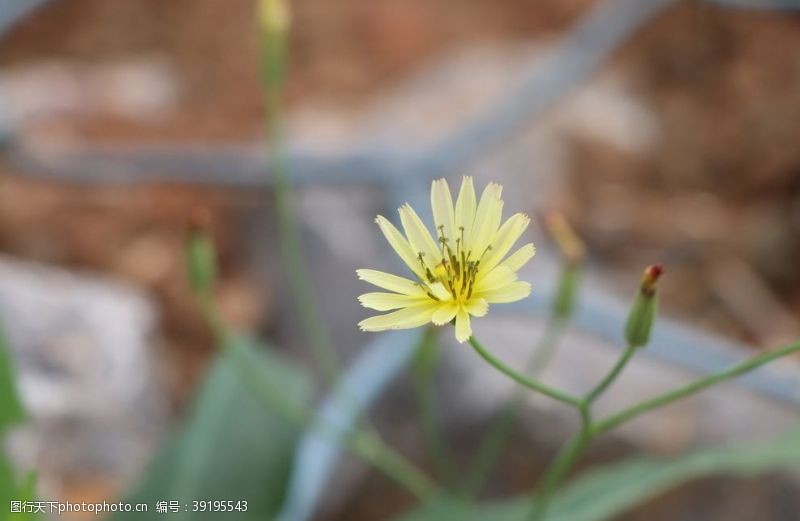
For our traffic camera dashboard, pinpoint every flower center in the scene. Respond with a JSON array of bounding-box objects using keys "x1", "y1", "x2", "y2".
[{"x1": 416, "y1": 226, "x2": 491, "y2": 303}]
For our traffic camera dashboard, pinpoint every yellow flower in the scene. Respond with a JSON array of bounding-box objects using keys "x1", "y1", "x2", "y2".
[{"x1": 357, "y1": 177, "x2": 535, "y2": 343}]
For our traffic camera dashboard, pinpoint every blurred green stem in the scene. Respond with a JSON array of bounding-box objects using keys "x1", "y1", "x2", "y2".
[
  {"x1": 261, "y1": 0, "x2": 341, "y2": 383},
  {"x1": 194, "y1": 287, "x2": 440, "y2": 501},
  {"x1": 592, "y1": 339, "x2": 800, "y2": 436},
  {"x1": 462, "y1": 318, "x2": 567, "y2": 497},
  {"x1": 413, "y1": 327, "x2": 459, "y2": 488},
  {"x1": 530, "y1": 338, "x2": 800, "y2": 520},
  {"x1": 259, "y1": 11, "x2": 441, "y2": 500}
]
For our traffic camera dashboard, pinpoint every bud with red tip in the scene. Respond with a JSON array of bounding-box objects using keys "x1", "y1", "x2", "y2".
[{"x1": 625, "y1": 264, "x2": 664, "y2": 348}]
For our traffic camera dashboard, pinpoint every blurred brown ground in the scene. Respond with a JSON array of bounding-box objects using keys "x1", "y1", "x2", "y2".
[{"x1": 0, "y1": 0, "x2": 799, "y2": 519}]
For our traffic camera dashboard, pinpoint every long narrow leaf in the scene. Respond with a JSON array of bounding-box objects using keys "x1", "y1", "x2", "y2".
[
  {"x1": 398, "y1": 426, "x2": 800, "y2": 521},
  {"x1": 114, "y1": 335, "x2": 311, "y2": 521}
]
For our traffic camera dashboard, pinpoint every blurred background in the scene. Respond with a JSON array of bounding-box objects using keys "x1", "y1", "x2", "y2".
[{"x1": 1, "y1": 0, "x2": 800, "y2": 520}]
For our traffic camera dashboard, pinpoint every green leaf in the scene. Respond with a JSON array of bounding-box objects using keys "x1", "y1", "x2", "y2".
[
  {"x1": 0, "y1": 324, "x2": 25, "y2": 432},
  {"x1": 398, "y1": 426, "x2": 800, "y2": 521},
  {"x1": 113, "y1": 335, "x2": 311, "y2": 521}
]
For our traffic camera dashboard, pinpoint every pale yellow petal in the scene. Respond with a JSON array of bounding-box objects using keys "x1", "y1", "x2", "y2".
[
  {"x1": 431, "y1": 178, "x2": 456, "y2": 245},
  {"x1": 464, "y1": 298, "x2": 488, "y2": 317},
  {"x1": 499, "y1": 243, "x2": 536, "y2": 272},
  {"x1": 480, "y1": 213, "x2": 530, "y2": 274},
  {"x1": 454, "y1": 307, "x2": 472, "y2": 343},
  {"x1": 478, "y1": 281, "x2": 532, "y2": 304},
  {"x1": 399, "y1": 204, "x2": 442, "y2": 273},
  {"x1": 428, "y1": 281, "x2": 453, "y2": 302},
  {"x1": 358, "y1": 303, "x2": 438, "y2": 332},
  {"x1": 375, "y1": 216, "x2": 426, "y2": 279},
  {"x1": 454, "y1": 176, "x2": 477, "y2": 247},
  {"x1": 431, "y1": 301, "x2": 458, "y2": 325},
  {"x1": 358, "y1": 292, "x2": 429, "y2": 311},
  {"x1": 356, "y1": 269, "x2": 425, "y2": 296},
  {"x1": 470, "y1": 183, "x2": 504, "y2": 255},
  {"x1": 474, "y1": 266, "x2": 518, "y2": 292}
]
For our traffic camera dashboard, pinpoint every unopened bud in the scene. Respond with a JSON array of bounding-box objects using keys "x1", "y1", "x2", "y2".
[
  {"x1": 545, "y1": 211, "x2": 585, "y2": 319},
  {"x1": 186, "y1": 209, "x2": 217, "y2": 295},
  {"x1": 624, "y1": 264, "x2": 664, "y2": 348},
  {"x1": 544, "y1": 211, "x2": 586, "y2": 266},
  {"x1": 259, "y1": 0, "x2": 290, "y2": 38},
  {"x1": 552, "y1": 263, "x2": 581, "y2": 319}
]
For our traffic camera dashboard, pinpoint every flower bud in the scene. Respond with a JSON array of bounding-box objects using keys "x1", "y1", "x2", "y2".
[
  {"x1": 552, "y1": 263, "x2": 581, "y2": 319},
  {"x1": 624, "y1": 264, "x2": 664, "y2": 348},
  {"x1": 186, "y1": 209, "x2": 217, "y2": 295},
  {"x1": 259, "y1": 0, "x2": 290, "y2": 39},
  {"x1": 545, "y1": 212, "x2": 585, "y2": 319}
]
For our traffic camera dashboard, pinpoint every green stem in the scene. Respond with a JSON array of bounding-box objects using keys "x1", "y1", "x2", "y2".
[
  {"x1": 531, "y1": 338, "x2": 800, "y2": 520},
  {"x1": 593, "y1": 339, "x2": 800, "y2": 436},
  {"x1": 196, "y1": 288, "x2": 440, "y2": 501},
  {"x1": 468, "y1": 336, "x2": 582, "y2": 408},
  {"x1": 462, "y1": 319, "x2": 567, "y2": 497},
  {"x1": 530, "y1": 403, "x2": 591, "y2": 521},
  {"x1": 261, "y1": 2, "x2": 340, "y2": 383},
  {"x1": 586, "y1": 344, "x2": 636, "y2": 404},
  {"x1": 413, "y1": 328, "x2": 459, "y2": 488},
  {"x1": 351, "y1": 431, "x2": 440, "y2": 501}
]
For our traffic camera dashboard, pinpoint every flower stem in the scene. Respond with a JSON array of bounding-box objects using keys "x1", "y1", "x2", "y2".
[
  {"x1": 593, "y1": 339, "x2": 800, "y2": 436},
  {"x1": 261, "y1": 0, "x2": 341, "y2": 383},
  {"x1": 468, "y1": 336, "x2": 582, "y2": 408},
  {"x1": 586, "y1": 344, "x2": 636, "y2": 404},
  {"x1": 531, "y1": 338, "x2": 800, "y2": 520},
  {"x1": 351, "y1": 431, "x2": 441, "y2": 501},
  {"x1": 530, "y1": 402, "x2": 591, "y2": 521},
  {"x1": 195, "y1": 285, "x2": 440, "y2": 501},
  {"x1": 413, "y1": 327, "x2": 460, "y2": 488},
  {"x1": 462, "y1": 319, "x2": 567, "y2": 497}
]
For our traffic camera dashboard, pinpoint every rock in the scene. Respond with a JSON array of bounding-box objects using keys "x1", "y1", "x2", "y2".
[{"x1": 0, "y1": 254, "x2": 165, "y2": 496}]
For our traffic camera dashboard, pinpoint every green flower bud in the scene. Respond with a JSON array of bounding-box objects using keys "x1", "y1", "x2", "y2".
[
  {"x1": 186, "y1": 210, "x2": 217, "y2": 295},
  {"x1": 624, "y1": 264, "x2": 664, "y2": 348},
  {"x1": 552, "y1": 263, "x2": 581, "y2": 319},
  {"x1": 545, "y1": 211, "x2": 585, "y2": 320}
]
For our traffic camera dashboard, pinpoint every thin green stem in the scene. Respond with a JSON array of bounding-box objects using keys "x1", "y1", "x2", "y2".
[
  {"x1": 413, "y1": 327, "x2": 459, "y2": 488},
  {"x1": 586, "y1": 344, "x2": 636, "y2": 404},
  {"x1": 261, "y1": 2, "x2": 340, "y2": 383},
  {"x1": 530, "y1": 403, "x2": 591, "y2": 521},
  {"x1": 351, "y1": 431, "x2": 440, "y2": 501},
  {"x1": 531, "y1": 338, "x2": 800, "y2": 520},
  {"x1": 195, "y1": 288, "x2": 440, "y2": 501},
  {"x1": 462, "y1": 319, "x2": 567, "y2": 497},
  {"x1": 593, "y1": 339, "x2": 800, "y2": 436},
  {"x1": 468, "y1": 336, "x2": 582, "y2": 408}
]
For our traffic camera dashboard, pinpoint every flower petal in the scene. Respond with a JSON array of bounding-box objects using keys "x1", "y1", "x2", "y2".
[
  {"x1": 356, "y1": 269, "x2": 425, "y2": 296},
  {"x1": 431, "y1": 178, "x2": 457, "y2": 246},
  {"x1": 464, "y1": 298, "x2": 488, "y2": 317},
  {"x1": 358, "y1": 292, "x2": 430, "y2": 311},
  {"x1": 375, "y1": 216, "x2": 426, "y2": 279},
  {"x1": 428, "y1": 281, "x2": 453, "y2": 301},
  {"x1": 358, "y1": 303, "x2": 438, "y2": 332},
  {"x1": 474, "y1": 266, "x2": 518, "y2": 292},
  {"x1": 480, "y1": 213, "x2": 530, "y2": 274},
  {"x1": 471, "y1": 182, "x2": 504, "y2": 254},
  {"x1": 431, "y1": 301, "x2": 458, "y2": 325},
  {"x1": 454, "y1": 307, "x2": 472, "y2": 343},
  {"x1": 455, "y1": 176, "x2": 477, "y2": 247},
  {"x1": 399, "y1": 204, "x2": 442, "y2": 273},
  {"x1": 478, "y1": 281, "x2": 532, "y2": 304},
  {"x1": 499, "y1": 243, "x2": 536, "y2": 272}
]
